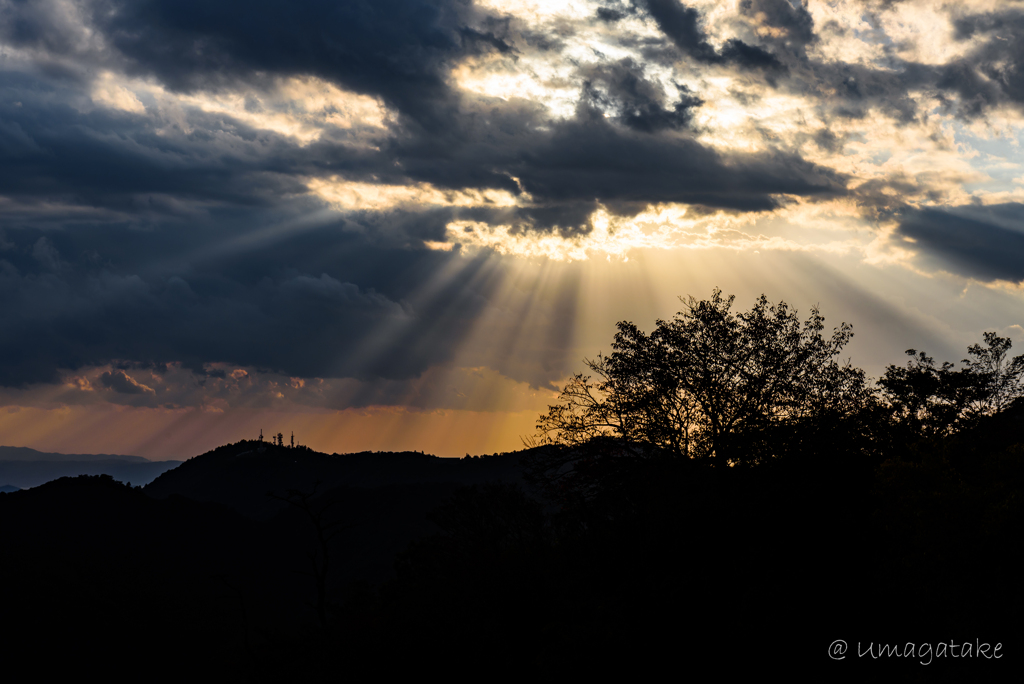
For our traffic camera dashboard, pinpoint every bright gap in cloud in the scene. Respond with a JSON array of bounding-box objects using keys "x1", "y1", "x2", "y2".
[
  {"x1": 440, "y1": 203, "x2": 865, "y2": 262},
  {"x1": 309, "y1": 177, "x2": 519, "y2": 211},
  {"x1": 88, "y1": 73, "x2": 389, "y2": 144}
]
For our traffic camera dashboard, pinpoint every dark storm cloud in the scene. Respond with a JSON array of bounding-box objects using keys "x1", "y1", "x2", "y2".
[
  {"x1": 1, "y1": 1, "x2": 845, "y2": 220},
  {"x1": 0, "y1": 209, "x2": 583, "y2": 390},
  {"x1": 935, "y1": 59, "x2": 1003, "y2": 119},
  {"x1": 580, "y1": 58, "x2": 702, "y2": 132},
  {"x1": 374, "y1": 80, "x2": 848, "y2": 229},
  {"x1": 0, "y1": 70, "x2": 362, "y2": 212},
  {"x1": 639, "y1": 0, "x2": 718, "y2": 63},
  {"x1": 0, "y1": 220, "x2": 455, "y2": 386},
  {"x1": 808, "y1": 61, "x2": 930, "y2": 123},
  {"x1": 2, "y1": 57, "x2": 821, "y2": 236},
  {"x1": 508, "y1": 108, "x2": 845, "y2": 215},
  {"x1": 0, "y1": 0, "x2": 494, "y2": 130},
  {"x1": 719, "y1": 39, "x2": 785, "y2": 74},
  {"x1": 816, "y1": 6, "x2": 1024, "y2": 120},
  {"x1": 629, "y1": 1, "x2": 1024, "y2": 124},
  {"x1": 896, "y1": 204, "x2": 1024, "y2": 283},
  {"x1": 637, "y1": 0, "x2": 786, "y2": 73},
  {"x1": 596, "y1": 7, "x2": 629, "y2": 23},
  {"x1": 5, "y1": 0, "x2": 998, "y2": 400},
  {"x1": 941, "y1": 9, "x2": 1024, "y2": 115}
]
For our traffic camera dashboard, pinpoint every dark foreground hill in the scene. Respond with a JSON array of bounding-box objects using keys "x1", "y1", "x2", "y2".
[
  {"x1": 0, "y1": 474, "x2": 264, "y2": 677},
  {"x1": 141, "y1": 441, "x2": 534, "y2": 588},
  {"x1": 0, "y1": 442, "x2": 540, "y2": 678},
  {"x1": 1, "y1": 426, "x2": 1021, "y2": 681}
]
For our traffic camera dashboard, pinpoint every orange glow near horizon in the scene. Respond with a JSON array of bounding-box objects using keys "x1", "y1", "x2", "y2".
[
  {"x1": 0, "y1": 404, "x2": 547, "y2": 461},
  {"x1": 4, "y1": 243, "x2": 1024, "y2": 462}
]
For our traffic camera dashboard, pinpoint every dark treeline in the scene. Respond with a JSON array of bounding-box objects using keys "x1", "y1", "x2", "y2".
[
  {"x1": 368, "y1": 291, "x2": 1024, "y2": 679},
  {"x1": 2, "y1": 291, "x2": 1022, "y2": 680}
]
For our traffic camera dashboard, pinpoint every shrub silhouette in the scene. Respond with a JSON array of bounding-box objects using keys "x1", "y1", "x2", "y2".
[{"x1": 879, "y1": 332, "x2": 1024, "y2": 444}]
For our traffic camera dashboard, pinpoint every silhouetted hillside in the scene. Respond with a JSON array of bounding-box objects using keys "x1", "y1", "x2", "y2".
[
  {"x1": 140, "y1": 441, "x2": 541, "y2": 594},
  {"x1": 145, "y1": 440, "x2": 527, "y2": 519},
  {"x1": 0, "y1": 475, "x2": 266, "y2": 676},
  {"x1": 0, "y1": 445, "x2": 545, "y2": 678},
  {"x1": 4, "y1": 393, "x2": 1021, "y2": 678}
]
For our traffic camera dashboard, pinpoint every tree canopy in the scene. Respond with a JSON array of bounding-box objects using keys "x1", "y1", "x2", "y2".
[
  {"x1": 532, "y1": 290, "x2": 1024, "y2": 488},
  {"x1": 535, "y1": 289, "x2": 868, "y2": 468},
  {"x1": 878, "y1": 331, "x2": 1024, "y2": 440}
]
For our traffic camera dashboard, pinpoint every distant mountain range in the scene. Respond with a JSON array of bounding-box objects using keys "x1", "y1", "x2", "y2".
[
  {"x1": 0, "y1": 446, "x2": 152, "y2": 462},
  {"x1": 0, "y1": 446, "x2": 182, "y2": 489}
]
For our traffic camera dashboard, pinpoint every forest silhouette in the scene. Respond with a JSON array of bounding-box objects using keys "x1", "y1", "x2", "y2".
[{"x1": 2, "y1": 291, "x2": 1022, "y2": 680}]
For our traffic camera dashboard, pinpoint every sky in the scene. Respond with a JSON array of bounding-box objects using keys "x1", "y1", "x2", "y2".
[{"x1": 1, "y1": 0, "x2": 1024, "y2": 460}]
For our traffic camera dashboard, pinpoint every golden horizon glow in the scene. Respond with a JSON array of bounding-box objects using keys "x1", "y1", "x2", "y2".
[{"x1": 0, "y1": 404, "x2": 550, "y2": 461}]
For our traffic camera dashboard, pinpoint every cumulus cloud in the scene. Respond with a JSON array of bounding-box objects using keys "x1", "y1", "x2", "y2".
[
  {"x1": 0, "y1": 0, "x2": 858, "y2": 224},
  {"x1": 1, "y1": 0, "x2": 1023, "y2": 411}
]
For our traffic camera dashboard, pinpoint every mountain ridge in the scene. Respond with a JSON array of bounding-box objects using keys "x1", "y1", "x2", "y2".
[
  {"x1": 0, "y1": 445, "x2": 157, "y2": 463},
  {"x1": 0, "y1": 446, "x2": 183, "y2": 489},
  {"x1": 144, "y1": 439, "x2": 531, "y2": 519}
]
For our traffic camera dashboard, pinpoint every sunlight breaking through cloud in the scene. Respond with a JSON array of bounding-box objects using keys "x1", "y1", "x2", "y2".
[
  {"x1": 309, "y1": 178, "x2": 519, "y2": 211},
  {"x1": 442, "y1": 203, "x2": 862, "y2": 261},
  {"x1": 4, "y1": 0, "x2": 1024, "y2": 459}
]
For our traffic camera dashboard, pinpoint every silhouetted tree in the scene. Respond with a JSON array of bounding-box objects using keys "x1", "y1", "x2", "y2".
[
  {"x1": 533, "y1": 290, "x2": 867, "y2": 471},
  {"x1": 879, "y1": 332, "x2": 1024, "y2": 442}
]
